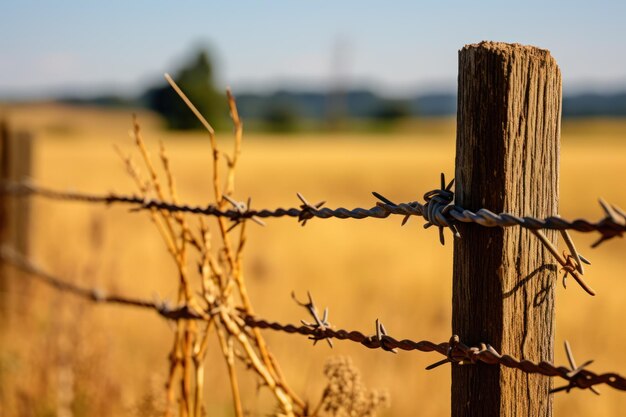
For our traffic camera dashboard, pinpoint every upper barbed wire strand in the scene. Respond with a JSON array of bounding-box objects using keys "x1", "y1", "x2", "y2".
[{"x1": 1, "y1": 180, "x2": 624, "y2": 247}]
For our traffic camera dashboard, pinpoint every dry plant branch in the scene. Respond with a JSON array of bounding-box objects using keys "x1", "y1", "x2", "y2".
[
  {"x1": 119, "y1": 81, "x2": 300, "y2": 416},
  {"x1": 162, "y1": 76, "x2": 299, "y2": 410}
]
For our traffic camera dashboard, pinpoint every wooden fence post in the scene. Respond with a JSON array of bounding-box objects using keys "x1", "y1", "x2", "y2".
[
  {"x1": 0, "y1": 120, "x2": 33, "y2": 318},
  {"x1": 452, "y1": 42, "x2": 561, "y2": 416}
]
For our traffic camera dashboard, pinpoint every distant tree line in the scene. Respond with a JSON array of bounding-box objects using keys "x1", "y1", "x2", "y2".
[
  {"x1": 59, "y1": 48, "x2": 422, "y2": 132},
  {"x1": 56, "y1": 48, "x2": 626, "y2": 131}
]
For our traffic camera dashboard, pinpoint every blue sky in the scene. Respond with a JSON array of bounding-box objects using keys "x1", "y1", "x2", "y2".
[{"x1": 2, "y1": 1, "x2": 625, "y2": 98}]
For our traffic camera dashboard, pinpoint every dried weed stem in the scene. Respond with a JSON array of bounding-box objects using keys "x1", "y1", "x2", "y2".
[{"x1": 119, "y1": 79, "x2": 303, "y2": 416}]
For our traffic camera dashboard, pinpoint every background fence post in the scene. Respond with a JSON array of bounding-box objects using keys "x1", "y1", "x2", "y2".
[
  {"x1": 0, "y1": 120, "x2": 33, "y2": 318},
  {"x1": 452, "y1": 42, "x2": 561, "y2": 416}
]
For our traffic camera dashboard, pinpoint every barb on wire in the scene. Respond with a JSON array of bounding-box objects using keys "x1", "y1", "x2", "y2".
[
  {"x1": 296, "y1": 193, "x2": 326, "y2": 227},
  {"x1": 592, "y1": 199, "x2": 626, "y2": 247},
  {"x1": 375, "y1": 319, "x2": 398, "y2": 354},
  {"x1": 2, "y1": 179, "x2": 624, "y2": 247},
  {"x1": 560, "y1": 229, "x2": 591, "y2": 275},
  {"x1": 551, "y1": 341, "x2": 601, "y2": 395},
  {"x1": 2, "y1": 248, "x2": 626, "y2": 394},
  {"x1": 223, "y1": 195, "x2": 266, "y2": 232},
  {"x1": 291, "y1": 291, "x2": 333, "y2": 347},
  {"x1": 420, "y1": 173, "x2": 460, "y2": 244},
  {"x1": 372, "y1": 173, "x2": 459, "y2": 245},
  {"x1": 531, "y1": 229, "x2": 595, "y2": 295}
]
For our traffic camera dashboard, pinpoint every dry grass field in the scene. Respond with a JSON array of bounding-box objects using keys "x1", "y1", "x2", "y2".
[{"x1": 1, "y1": 103, "x2": 625, "y2": 416}]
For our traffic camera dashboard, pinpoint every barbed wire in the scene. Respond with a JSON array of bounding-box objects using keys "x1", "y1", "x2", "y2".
[
  {"x1": 2, "y1": 246, "x2": 624, "y2": 394},
  {"x1": 1, "y1": 178, "x2": 624, "y2": 249},
  {"x1": 2, "y1": 175, "x2": 619, "y2": 295},
  {"x1": 243, "y1": 316, "x2": 626, "y2": 393},
  {"x1": 0, "y1": 247, "x2": 200, "y2": 320}
]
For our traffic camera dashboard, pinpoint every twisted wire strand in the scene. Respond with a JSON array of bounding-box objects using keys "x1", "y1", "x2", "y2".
[
  {"x1": 242, "y1": 317, "x2": 626, "y2": 392},
  {"x1": 2, "y1": 181, "x2": 624, "y2": 246},
  {"x1": 2, "y1": 247, "x2": 625, "y2": 393},
  {"x1": 0, "y1": 179, "x2": 611, "y2": 295},
  {"x1": 0, "y1": 247, "x2": 195, "y2": 320}
]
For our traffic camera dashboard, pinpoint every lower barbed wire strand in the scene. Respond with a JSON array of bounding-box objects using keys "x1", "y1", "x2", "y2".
[
  {"x1": 242, "y1": 316, "x2": 626, "y2": 392},
  {"x1": 2, "y1": 246, "x2": 625, "y2": 394}
]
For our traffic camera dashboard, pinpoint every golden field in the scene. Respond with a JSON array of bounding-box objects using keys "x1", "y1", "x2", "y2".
[{"x1": 1, "y1": 103, "x2": 626, "y2": 416}]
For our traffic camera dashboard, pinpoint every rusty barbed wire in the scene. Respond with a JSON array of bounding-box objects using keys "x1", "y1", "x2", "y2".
[
  {"x1": 2, "y1": 247, "x2": 625, "y2": 394},
  {"x1": 1, "y1": 177, "x2": 624, "y2": 248},
  {"x1": 0, "y1": 246, "x2": 201, "y2": 320},
  {"x1": 241, "y1": 317, "x2": 626, "y2": 393}
]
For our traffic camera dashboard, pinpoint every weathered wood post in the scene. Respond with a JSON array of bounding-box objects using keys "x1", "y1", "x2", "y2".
[
  {"x1": 452, "y1": 42, "x2": 561, "y2": 416},
  {"x1": 0, "y1": 120, "x2": 10, "y2": 315},
  {"x1": 0, "y1": 120, "x2": 33, "y2": 317}
]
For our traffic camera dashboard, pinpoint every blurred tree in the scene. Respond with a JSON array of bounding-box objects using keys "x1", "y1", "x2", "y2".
[
  {"x1": 374, "y1": 99, "x2": 411, "y2": 123},
  {"x1": 262, "y1": 101, "x2": 301, "y2": 133},
  {"x1": 142, "y1": 50, "x2": 224, "y2": 130}
]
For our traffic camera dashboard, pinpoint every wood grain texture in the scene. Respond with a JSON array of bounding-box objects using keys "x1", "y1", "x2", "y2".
[{"x1": 452, "y1": 42, "x2": 561, "y2": 417}]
